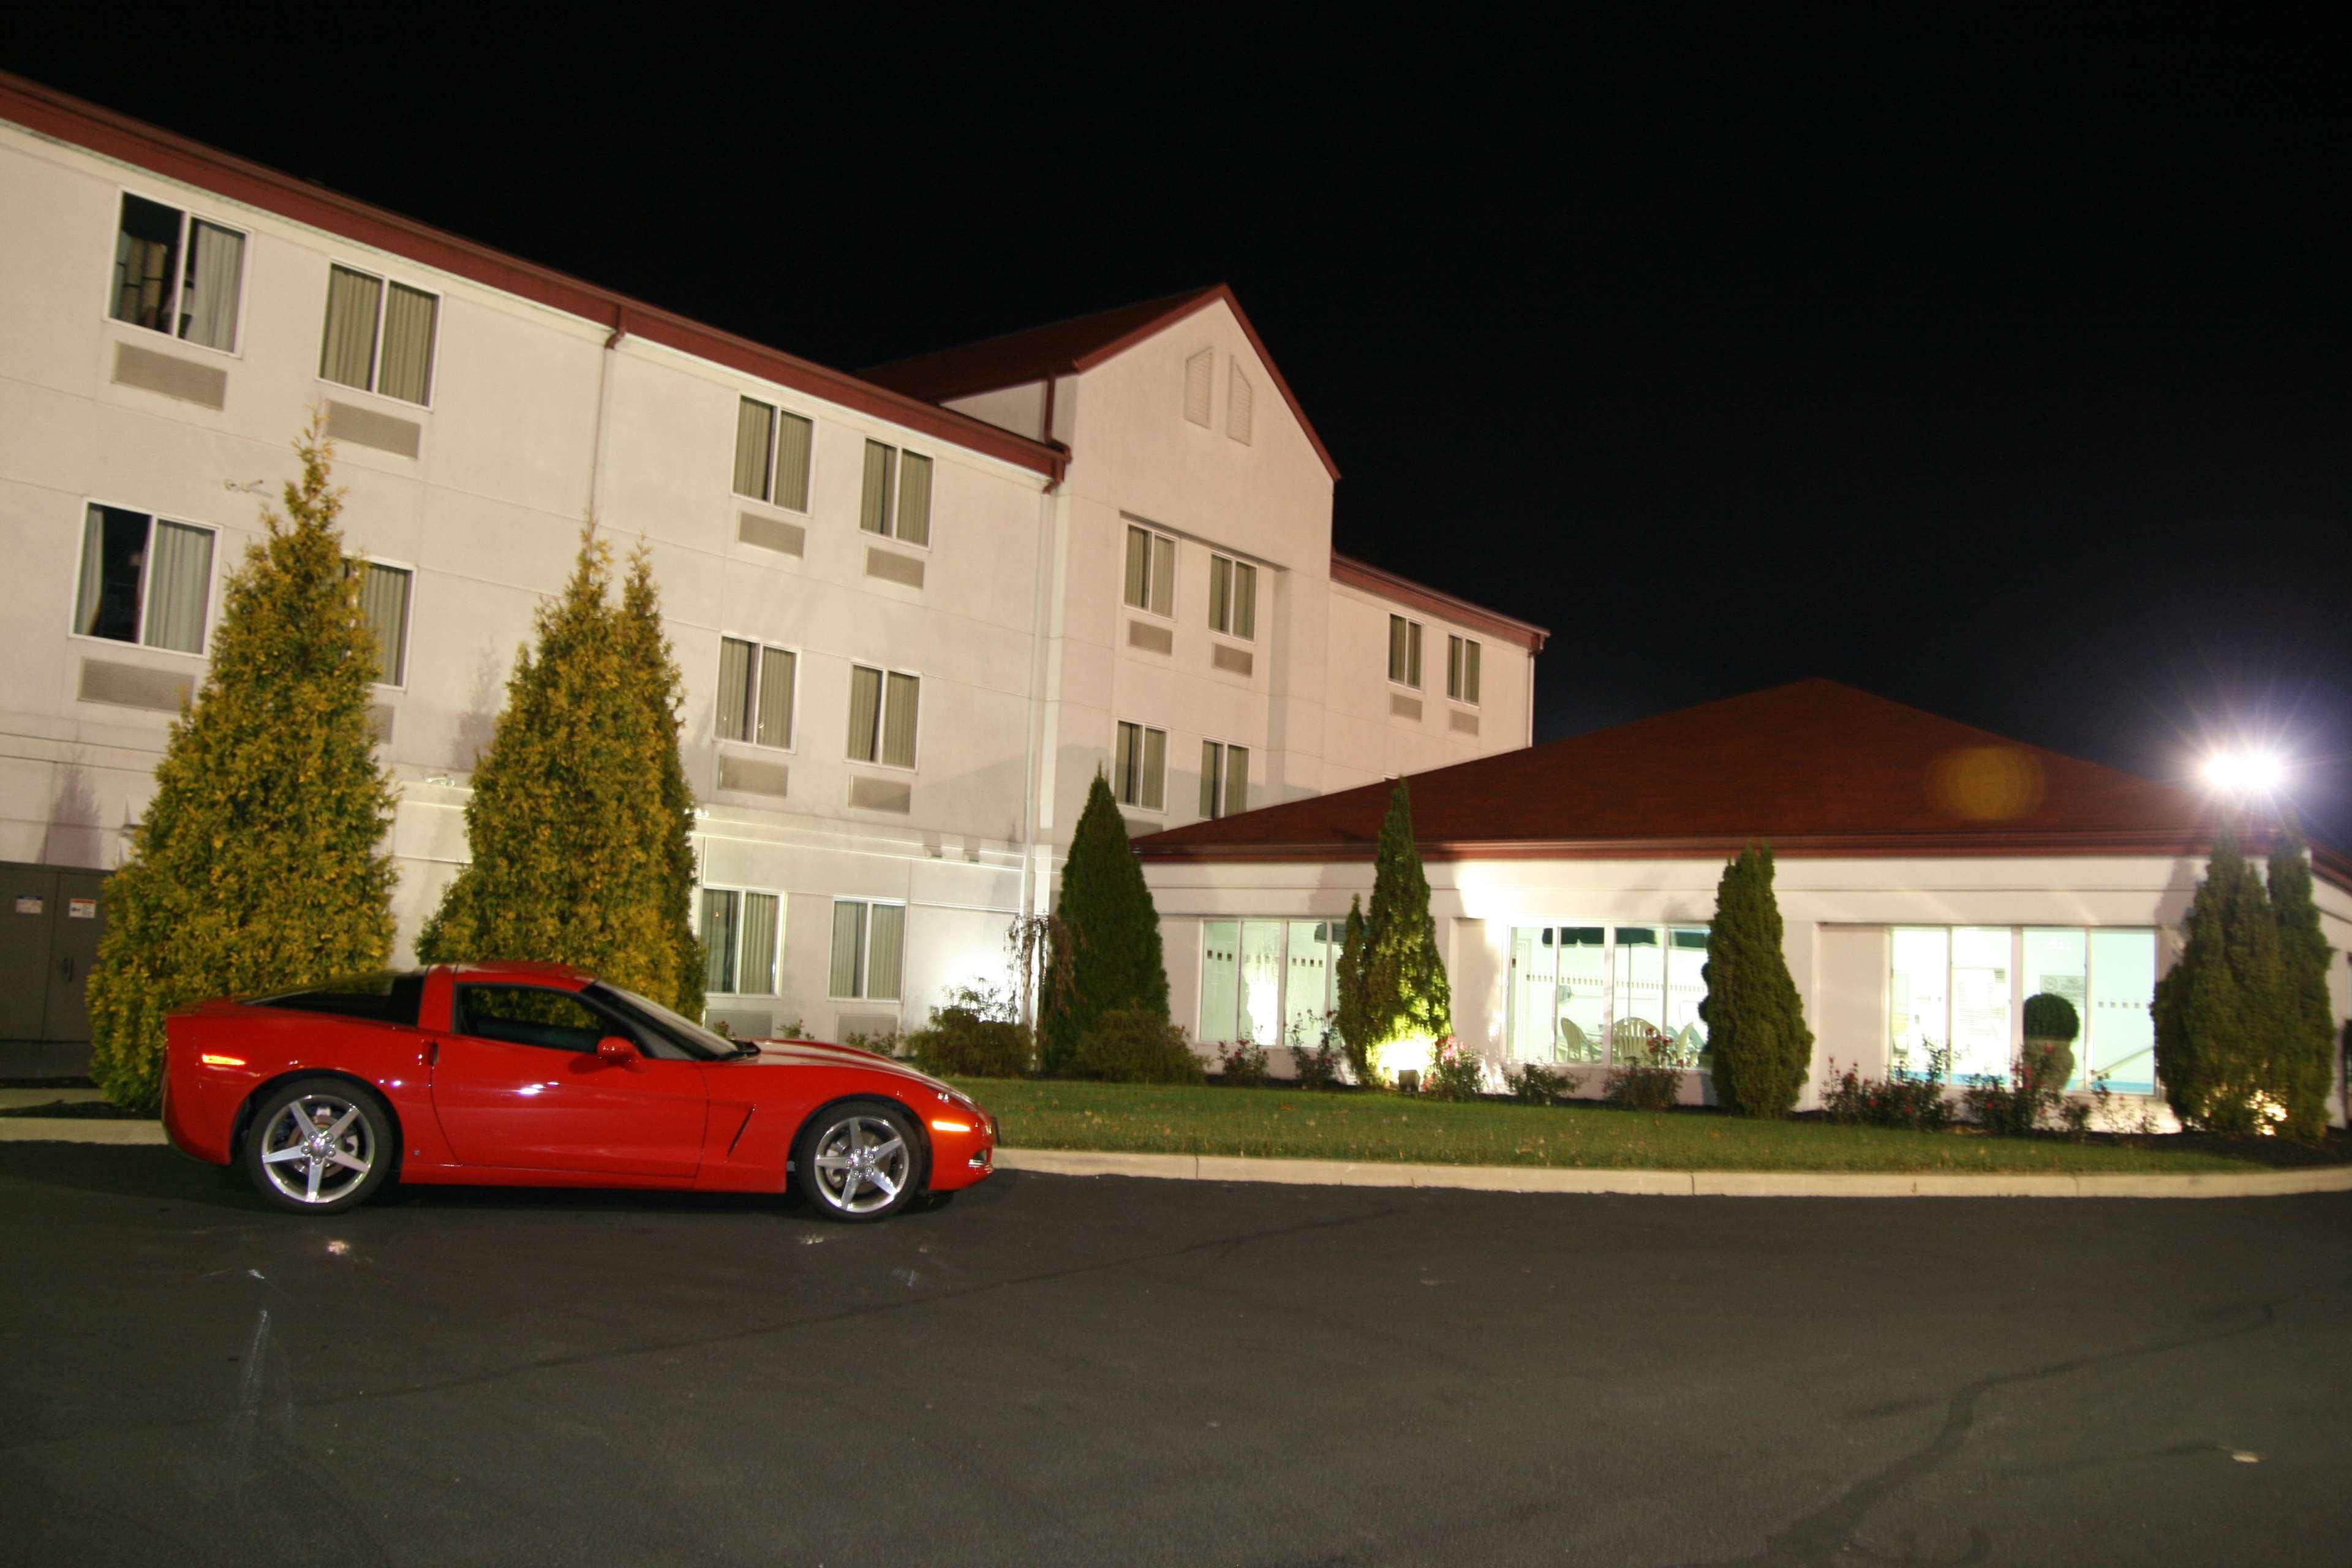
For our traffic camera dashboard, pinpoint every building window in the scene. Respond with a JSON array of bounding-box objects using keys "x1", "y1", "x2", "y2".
[
  {"x1": 846, "y1": 665, "x2": 919, "y2": 767},
  {"x1": 1200, "y1": 919, "x2": 1341, "y2": 1050},
  {"x1": 110, "y1": 194, "x2": 244, "y2": 352},
  {"x1": 859, "y1": 441, "x2": 932, "y2": 546},
  {"x1": 1387, "y1": 615, "x2": 1423, "y2": 687},
  {"x1": 829, "y1": 899, "x2": 904, "y2": 1001},
  {"x1": 1114, "y1": 721, "x2": 1167, "y2": 811},
  {"x1": 320, "y1": 264, "x2": 439, "y2": 404},
  {"x1": 358, "y1": 562, "x2": 412, "y2": 686},
  {"x1": 718, "y1": 637, "x2": 796, "y2": 748},
  {"x1": 1209, "y1": 554, "x2": 1256, "y2": 639},
  {"x1": 1200, "y1": 741, "x2": 1249, "y2": 819},
  {"x1": 1446, "y1": 635, "x2": 1480, "y2": 704},
  {"x1": 703, "y1": 887, "x2": 782, "y2": 996},
  {"x1": 1507, "y1": 925, "x2": 1711, "y2": 1069},
  {"x1": 1893, "y1": 926, "x2": 2156, "y2": 1092},
  {"x1": 733, "y1": 398, "x2": 813, "y2": 511},
  {"x1": 1124, "y1": 525, "x2": 1176, "y2": 617},
  {"x1": 73, "y1": 504, "x2": 214, "y2": 654}
]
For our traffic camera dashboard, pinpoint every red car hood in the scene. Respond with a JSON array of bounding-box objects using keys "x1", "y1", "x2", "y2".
[{"x1": 730, "y1": 1039, "x2": 960, "y2": 1096}]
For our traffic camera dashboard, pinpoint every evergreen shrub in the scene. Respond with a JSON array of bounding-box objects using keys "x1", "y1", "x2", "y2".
[
  {"x1": 1698, "y1": 844, "x2": 1813, "y2": 1117},
  {"x1": 2021, "y1": 992, "x2": 2080, "y2": 1091},
  {"x1": 2268, "y1": 835, "x2": 2339, "y2": 1138},
  {"x1": 906, "y1": 985, "x2": 1032, "y2": 1077},
  {"x1": 1041, "y1": 774, "x2": 1169, "y2": 1074},
  {"x1": 1069, "y1": 1006, "x2": 1205, "y2": 1084},
  {"x1": 2154, "y1": 831, "x2": 2294, "y2": 1134},
  {"x1": 1506, "y1": 1061, "x2": 1582, "y2": 1105}
]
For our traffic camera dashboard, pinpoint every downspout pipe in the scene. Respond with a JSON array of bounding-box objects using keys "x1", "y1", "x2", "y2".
[{"x1": 588, "y1": 306, "x2": 627, "y2": 523}]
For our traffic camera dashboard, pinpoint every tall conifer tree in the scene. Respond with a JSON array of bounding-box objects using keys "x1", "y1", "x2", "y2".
[
  {"x1": 2266, "y1": 833, "x2": 2336, "y2": 1139},
  {"x1": 1698, "y1": 844, "x2": 1812, "y2": 1117},
  {"x1": 1343, "y1": 779, "x2": 1453, "y2": 1082},
  {"x1": 618, "y1": 542, "x2": 704, "y2": 1016},
  {"x1": 2153, "y1": 829, "x2": 2292, "y2": 1134},
  {"x1": 86, "y1": 420, "x2": 396, "y2": 1108},
  {"x1": 1335, "y1": 896, "x2": 1373, "y2": 1084},
  {"x1": 1039, "y1": 773, "x2": 1169, "y2": 1073},
  {"x1": 417, "y1": 529, "x2": 685, "y2": 1006}
]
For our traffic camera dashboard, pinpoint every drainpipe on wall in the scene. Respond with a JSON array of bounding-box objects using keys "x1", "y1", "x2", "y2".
[
  {"x1": 587, "y1": 307, "x2": 627, "y2": 523},
  {"x1": 1014, "y1": 409, "x2": 1071, "y2": 1028}
]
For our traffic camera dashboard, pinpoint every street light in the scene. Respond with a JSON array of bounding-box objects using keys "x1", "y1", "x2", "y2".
[{"x1": 2201, "y1": 748, "x2": 2286, "y2": 799}]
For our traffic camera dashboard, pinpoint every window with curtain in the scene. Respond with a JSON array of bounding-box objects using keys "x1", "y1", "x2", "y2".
[
  {"x1": 1209, "y1": 554, "x2": 1257, "y2": 639},
  {"x1": 733, "y1": 398, "x2": 813, "y2": 509},
  {"x1": 1387, "y1": 616, "x2": 1423, "y2": 687},
  {"x1": 703, "y1": 888, "x2": 781, "y2": 996},
  {"x1": 1124, "y1": 525, "x2": 1177, "y2": 617},
  {"x1": 358, "y1": 562, "x2": 412, "y2": 685},
  {"x1": 320, "y1": 264, "x2": 439, "y2": 404},
  {"x1": 74, "y1": 504, "x2": 214, "y2": 655},
  {"x1": 829, "y1": 899, "x2": 904, "y2": 1000},
  {"x1": 1114, "y1": 721, "x2": 1166, "y2": 810},
  {"x1": 717, "y1": 637, "x2": 796, "y2": 748},
  {"x1": 1447, "y1": 635, "x2": 1481, "y2": 704},
  {"x1": 846, "y1": 666, "x2": 919, "y2": 767},
  {"x1": 858, "y1": 442, "x2": 932, "y2": 545},
  {"x1": 110, "y1": 194, "x2": 246, "y2": 352},
  {"x1": 1200, "y1": 740, "x2": 1249, "y2": 819}
]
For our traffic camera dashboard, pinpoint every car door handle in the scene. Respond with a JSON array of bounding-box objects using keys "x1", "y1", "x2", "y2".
[{"x1": 422, "y1": 1039, "x2": 440, "y2": 1066}]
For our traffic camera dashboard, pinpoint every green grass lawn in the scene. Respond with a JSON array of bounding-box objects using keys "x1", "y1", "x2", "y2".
[{"x1": 946, "y1": 1078, "x2": 2278, "y2": 1174}]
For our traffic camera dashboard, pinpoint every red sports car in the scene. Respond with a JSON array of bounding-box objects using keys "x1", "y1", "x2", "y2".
[{"x1": 162, "y1": 961, "x2": 996, "y2": 1221}]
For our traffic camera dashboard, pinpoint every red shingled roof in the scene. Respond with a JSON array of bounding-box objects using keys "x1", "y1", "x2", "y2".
[
  {"x1": 1136, "y1": 679, "x2": 2342, "y2": 883},
  {"x1": 862, "y1": 284, "x2": 1341, "y2": 480}
]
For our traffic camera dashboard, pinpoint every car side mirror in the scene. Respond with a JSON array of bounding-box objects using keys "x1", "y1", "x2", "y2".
[{"x1": 594, "y1": 1035, "x2": 639, "y2": 1064}]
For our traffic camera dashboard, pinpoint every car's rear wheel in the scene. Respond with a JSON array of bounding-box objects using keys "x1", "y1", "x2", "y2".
[
  {"x1": 793, "y1": 1101, "x2": 923, "y2": 1222},
  {"x1": 243, "y1": 1078, "x2": 393, "y2": 1215}
]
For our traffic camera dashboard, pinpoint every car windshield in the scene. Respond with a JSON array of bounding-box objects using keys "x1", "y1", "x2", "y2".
[{"x1": 587, "y1": 982, "x2": 754, "y2": 1061}]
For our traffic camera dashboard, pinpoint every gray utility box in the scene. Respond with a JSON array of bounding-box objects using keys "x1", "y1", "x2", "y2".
[{"x1": 1, "y1": 862, "x2": 110, "y2": 1078}]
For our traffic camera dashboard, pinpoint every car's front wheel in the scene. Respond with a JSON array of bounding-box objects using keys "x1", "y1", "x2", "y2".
[
  {"x1": 243, "y1": 1078, "x2": 393, "y2": 1215},
  {"x1": 793, "y1": 1101, "x2": 923, "y2": 1222}
]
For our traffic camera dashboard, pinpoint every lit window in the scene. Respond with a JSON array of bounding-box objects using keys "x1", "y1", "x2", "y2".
[
  {"x1": 320, "y1": 264, "x2": 439, "y2": 404},
  {"x1": 718, "y1": 637, "x2": 797, "y2": 748},
  {"x1": 1200, "y1": 741, "x2": 1249, "y2": 820},
  {"x1": 1209, "y1": 554, "x2": 1257, "y2": 639},
  {"x1": 73, "y1": 504, "x2": 214, "y2": 654},
  {"x1": 703, "y1": 888, "x2": 782, "y2": 996},
  {"x1": 1124, "y1": 525, "x2": 1177, "y2": 617},
  {"x1": 1507, "y1": 925, "x2": 1711, "y2": 1068},
  {"x1": 1387, "y1": 615, "x2": 1423, "y2": 688},
  {"x1": 1114, "y1": 721, "x2": 1167, "y2": 810},
  {"x1": 847, "y1": 665, "x2": 919, "y2": 767},
  {"x1": 1894, "y1": 926, "x2": 2156, "y2": 1092},
  {"x1": 829, "y1": 899, "x2": 905, "y2": 1001},
  {"x1": 733, "y1": 398, "x2": 813, "y2": 510},
  {"x1": 1199, "y1": 919, "x2": 1341, "y2": 1050},
  {"x1": 859, "y1": 441, "x2": 932, "y2": 546},
  {"x1": 1446, "y1": 635, "x2": 1480, "y2": 704}
]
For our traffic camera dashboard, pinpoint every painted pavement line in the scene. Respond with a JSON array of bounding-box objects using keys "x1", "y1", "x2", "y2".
[{"x1": 6, "y1": 1121, "x2": 2347, "y2": 1199}]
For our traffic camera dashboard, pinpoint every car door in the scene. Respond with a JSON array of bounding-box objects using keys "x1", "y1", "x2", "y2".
[{"x1": 430, "y1": 982, "x2": 708, "y2": 1179}]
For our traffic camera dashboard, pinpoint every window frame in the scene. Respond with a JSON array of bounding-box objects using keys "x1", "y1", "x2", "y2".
[
  {"x1": 354, "y1": 556, "x2": 416, "y2": 690},
  {"x1": 317, "y1": 260, "x2": 442, "y2": 409},
  {"x1": 1123, "y1": 524, "x2": 1178, "y2": 620},
  {"x1": 1208, "y1": 552, "x2": 1257, "y2": 641},
  {"x1": 845, "y1": 663, "x2": 922, "y2": 771},
  {"x1": 104, "y1": 189, "x2": 251, "y2": 358},
  {"x1": 67, "y1": 500, "x2": 221, "y2": 658},
  {"x1": 1113, "y1": 719, "x2": 1169, "y2": 813},
  {"x1": 1387, "y1": 614, "x2": 1425, "y2": 690},
  {"x1": 1889, "y1": 924, "x2": 2159, "y2": 1091},
  {"x1": 732, "y1": 395, "x2": 816, "y2": 513},
  {"x1": 858, "y1": 439, "x2": 934, "y2": 549},
  {"x1": 699, "y1": 884, "x2": 785, "y2": 998},
  {"x1": 1197, "y1": 916, "x2": 1344, "y2": 1050},
  {"x1": 1504, "y1": 922, "x2": 1714, "y2": 1069},
  {"x1": 715, "y1": 633, "x2": 800, "y2": 752},
  {"x1": 1446, "y1": 634, "x2": 1482, "y2": 706},
  {"x1": 1199, "y1": 738, "x2": 1251, "y2": 821},
  {"x1": 827, "y1": 897, "x2": 908, "y2": 1002}
]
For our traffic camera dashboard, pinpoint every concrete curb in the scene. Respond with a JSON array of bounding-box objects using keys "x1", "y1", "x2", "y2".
[
  {"x1": 0, "y1": 1118, "x2": 168, "y2": 1145},
  {"x1": 997, "y1": 1147, "x2": 2352, "y2": 1200}
]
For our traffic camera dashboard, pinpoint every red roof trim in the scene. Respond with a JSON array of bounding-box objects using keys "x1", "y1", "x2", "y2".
[
  {"x1": 0, "y1": 72, "x2": 1065, "y2": 483},
  {"x1": 1328, "y1": 552, "x2": 1550, "y2": 651}
]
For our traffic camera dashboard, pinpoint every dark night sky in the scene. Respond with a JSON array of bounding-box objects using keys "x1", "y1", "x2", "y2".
[{"x1": 12, "y1": 10, "x2": 2348, "y2": 845}]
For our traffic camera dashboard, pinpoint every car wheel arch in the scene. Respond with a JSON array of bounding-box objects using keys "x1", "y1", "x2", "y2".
[
  {"x1": 788, "y1": 1093, "x2": 933, "y2": 1193},
  {"x1": 233, "y1": 1069, "x2": 405, "y2": 1182}
]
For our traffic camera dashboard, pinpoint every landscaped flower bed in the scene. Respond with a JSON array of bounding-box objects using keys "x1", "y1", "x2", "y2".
[{"x1": 947, "y1": 1077, "x2": 2331, "y2": 1175}]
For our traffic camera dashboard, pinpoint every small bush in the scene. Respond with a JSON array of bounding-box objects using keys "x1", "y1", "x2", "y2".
[
  {"x1": 1419, "y1": 1038, "x2": 1486, "y2": 1101},
  {"x1": 840, "y1": 1028, "x2": 902, "y2": 1057},
  {"x1": 904, "y1": 983, "x2": 1033, "y2": 1077},
  {"x1": 2022, "y1": 992, "x2": 2080, "y2": 1089},
  {"x1": 1820, "y1": 1047, "x2": 1954, "y2": 1131},
  {"x1": 1963, "y1": 1048, "x2": 2069, "y2": 1136},
  {"x1": 1289, "y1": 1020, "x2": 1345, "y2": 1090},
  {"x1": 1069, "y1": 1006, "x2": 1207, "y2": 1084},
  {"x1": 1506, "y1": 1061, "x2": 1583, "y2": 1105},
  {"x1": 1602, "y1": 1036, "x2": 1683, "y2": 1112},
  {"x1": 1216, "y1": 1038, "x2": 1272, "y2": 1087}
]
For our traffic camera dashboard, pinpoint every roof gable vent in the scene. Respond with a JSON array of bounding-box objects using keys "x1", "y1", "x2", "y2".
[
  {"x1": 1184, "y1": 348, "x2": 1213, "y2": 427},
  {"x1": 1227, "y1": 363, "x2": 1253, "y2": 444}
]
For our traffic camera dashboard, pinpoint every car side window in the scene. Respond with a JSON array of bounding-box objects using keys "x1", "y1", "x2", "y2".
[{"x1": 453, "y1": 986, "x2": 614, "y2": 1054}]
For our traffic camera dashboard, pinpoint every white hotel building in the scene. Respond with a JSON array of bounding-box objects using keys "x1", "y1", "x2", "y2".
[{"x1": 0, "y1": 74, "x2": 1544, "y2": 1071}]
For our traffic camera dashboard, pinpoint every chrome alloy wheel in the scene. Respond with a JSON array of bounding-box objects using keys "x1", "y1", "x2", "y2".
[
  {"x1": 809, "y1": 1115, "x2": 911, "y2": 1216},
  {"x1": 256, "y1": 1093, "x2": 376, "y2": 1207}
]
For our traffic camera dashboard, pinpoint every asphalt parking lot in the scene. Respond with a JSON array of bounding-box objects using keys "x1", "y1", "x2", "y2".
[{"x1": 3, "y1": 1144, "x2": 2348, "y2": 1567}]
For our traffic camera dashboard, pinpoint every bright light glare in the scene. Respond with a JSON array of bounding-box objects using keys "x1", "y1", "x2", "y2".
[{"x1": 2203, "y1": 750, "x2": 2286, "y2": 796}]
